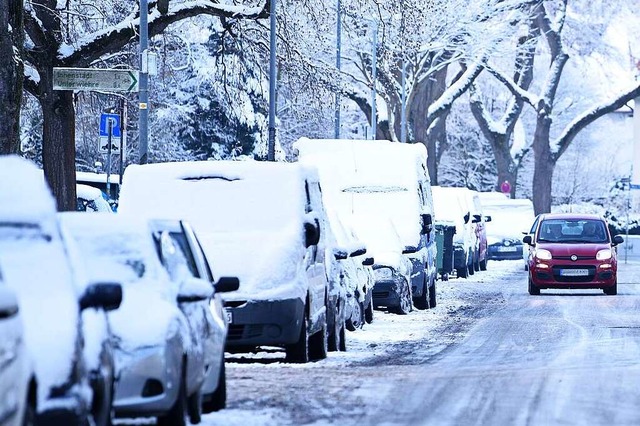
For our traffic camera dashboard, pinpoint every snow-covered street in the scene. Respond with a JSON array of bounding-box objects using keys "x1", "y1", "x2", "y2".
[{"x1": 198, "y1": 259, "x2": 640, "y2": 425}]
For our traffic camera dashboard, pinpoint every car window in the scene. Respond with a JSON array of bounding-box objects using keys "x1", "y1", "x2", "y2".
[
  {"x1": 529, "y1": 216, "x2": 540, "y2": 234},
  {"x1": 168, "y1": 231, "x2": 199, "y2": 278},
  {"x1": 157, "y1": 232, "x2": 195, "y2": 283},
  {"x1": 537, "y1": 219, "x2": 608, "y2": 244}
]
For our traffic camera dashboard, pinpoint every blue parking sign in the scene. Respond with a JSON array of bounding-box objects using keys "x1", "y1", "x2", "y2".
[{"x1": 99, "y1": 113, "x2": 121, "y2": 138}]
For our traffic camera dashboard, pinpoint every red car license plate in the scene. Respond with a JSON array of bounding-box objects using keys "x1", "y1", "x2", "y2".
[{"x1": 560, "y1": 269, "x2": 589, "y2": 277}]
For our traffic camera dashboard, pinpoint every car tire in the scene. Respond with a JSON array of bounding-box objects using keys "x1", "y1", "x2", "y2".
[
  {"x1": 346, "y1": 301, "x2": 362, "y2": 331},
  {"x1": 308, "y1": 319, "x2": 328, "y2": 361},
  {"x1": 428, "y1": 278, "x2": 437, "y2": 308},
  {"x1": 339, "y1": 325, "x2": 347, "y2": 352},
  {"x1": 474, "y1": 255, "x2": 480, "y2": 272},
  {"x1": 328, "y1": 300, "x2": 341, "y2": 352},
  {"x1": 157, "y1": 368, "x2": 188, "y2": 426},
  {"x1": 364, "y1": 295, "x2": 374, "y2": 324},
  {"x1": 413, "y1": 281, "x2": 429, "y2": 310},
  {"x1": 528, "y1": 279, "x2": 540, "y2": 296},
  {"x1": 468, "y1": 262, "x2": 475, "y2": 276},
  {"x1": 604, "y1": 281, "x2": 618, "y2": 296},
  {"x1": 390, "y1": 279, "x2": 412, "y2": 315},
  {"x1": 457, "y1": 267, "x2": 468, "y2": 279},
  {"x1": 479, "y1": 259, "x2": 487, "y2": 271},
  {"x1": 202, "y1": 359, "x2": 226, "y2": 413},
  {"x1": 187, "y1": 388, "x2": 202, "y2": 424},
  {"x1": 285, "y1": 316, "x2": 309, "y2": 363}
]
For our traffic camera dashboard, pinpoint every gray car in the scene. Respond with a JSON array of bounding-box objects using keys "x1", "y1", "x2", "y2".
[
  {"x1": 60, "y1": 213, "x2": 213, "y2": 426},
  {"x1": 151, "y1": 219, "x2": 239, "y2": 413}
]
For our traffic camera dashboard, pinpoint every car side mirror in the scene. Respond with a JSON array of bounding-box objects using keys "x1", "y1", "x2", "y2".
[
  {"x1": 334, "y1": 249, "x2": 348, "y2": 260},
  {"x1": 472, "y1": 214, "x2": 482, "y2": 223},
  {"x1": 402, "y1": 245, "x2": 418, "y2": 254},
  {"x1": 485, "y1": 215, "x2": 492, "y2": 223},
  {"x1": 0, "y1": 287, "x2": 19, "y2": 318},
  {"x1": 178, "y1": 277, "x2": 213, "y2": 303},
  {"x1": 421, "y1": 213, "x2": 433, "y2": 235},
  {"x1": 523, "y1": 235, "x2": 533, "y2": 246},
  {"x1": 214, "y1": 276, "x2": 240, "y2": 293},
  {"x1": 362, "y1": 257, "x2": 374, "y2": 266},
  {"x1": 613, "y1": 235, "x2": 624, "y2": 246},
  {"x1": 464, "y1": 213, "x2": 470, "y2": 224},
  {"x1": 350, "y1": 247, "x2": 367, "y2": 257},
  {"x1": 80, "y1": 283, "x2": 122, "y2": 312},
  {"x1": 304, "y1": 220, "x2": 320, "y2": 248}
]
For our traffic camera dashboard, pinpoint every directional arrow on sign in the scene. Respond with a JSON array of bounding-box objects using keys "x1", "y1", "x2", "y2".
[{"x1": 53, "y1": 67, "x2": 139, "y2": 93}]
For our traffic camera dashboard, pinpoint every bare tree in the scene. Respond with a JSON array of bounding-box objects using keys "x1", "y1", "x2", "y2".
[
  {"x1": 23, "y1": 0, "x2": 268, "y2": 210},
  {"x1": 0, "y1": 0, "x2": 24, "y2": 155}
]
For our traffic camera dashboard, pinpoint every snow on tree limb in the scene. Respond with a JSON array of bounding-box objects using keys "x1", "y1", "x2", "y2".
[
  {"x1": 484, "y1": 65, "x2": 540, "y2": 109},
  {"x1": 552, "y1": 81, "x2": 640, "y2": 159},
  {"x1": 426, "y1": 61, "x2": 483, "y2": 120},
  {"x1": 58, "y1": 1, "x2": 269, "y2": 67}
]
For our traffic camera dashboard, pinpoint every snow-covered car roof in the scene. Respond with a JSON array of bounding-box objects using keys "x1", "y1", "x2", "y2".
[
  {"x1": 0, "y1": 156, "x2": 57, "y2": 223},
  {"x1": 294, "y1": 138, "x2": 428, "y2": 247},
  {"x1": 117, "y1": 160, "x2": 320, "y2": 301}
]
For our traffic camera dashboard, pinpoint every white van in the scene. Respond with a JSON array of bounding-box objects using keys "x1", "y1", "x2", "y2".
[
  {"x1": 295, "y1": 138, "x2": 438, "y2": 310},
  {"x1": 118, "y1": 160, "x2": 331, "y2": 363}
]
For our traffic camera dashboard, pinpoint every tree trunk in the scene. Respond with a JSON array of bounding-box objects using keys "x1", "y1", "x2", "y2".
[
  {"x1": 40, "y1": 79, "x2": 77, "y2": 211},
  {"x1": 0, "y1": 0, "x2": 23, "y2": 155},
  {"x1": 532, "y1": 114, "x2": 554, "y2": 215}
]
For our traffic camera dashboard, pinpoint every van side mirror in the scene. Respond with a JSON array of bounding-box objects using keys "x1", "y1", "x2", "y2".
[
  {"x1": 80, "y1": 283, "x2": 122, "y2": 312},
  {"x1": 472, "y1": 214, "x2": 482, "y2": 223},
  {"x1": 464, "y1": 213, "x2": 470, "y2": 224},
  {"x1": 613, "y1": 235, "x2": 624, "y2": 246},
  {"x1": 334, "y1": 249, "x2": 348, "y2": 260},
  {"x1": 350, "y1": 247, "x2": 367, "y2": 257},
  {"x1": 421, "y1": 213, "x2": 433, "y2": 235},
  {"x1": 362, "y1": 257, "x2": 374, "y2": 266},
  {"x1": 304, "y1": 220, "x2": 320, "y2": 247},
  {"x1": 214, "y1": 276, "x2": 240, "y2": 293},
  {"x1": 402, "y1": 245, "x2": 418, "y2": 254},
  {"x1": 523, "y1": 235, "x2": 533, "y2": 246},
  {"x1": 485, "y1": 215, "x2": 492, "y2": 223}
]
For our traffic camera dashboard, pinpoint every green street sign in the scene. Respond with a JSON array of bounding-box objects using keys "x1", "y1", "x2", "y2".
[{"x1": 53, "y1": 67, "x2": 139, "y2": 92}]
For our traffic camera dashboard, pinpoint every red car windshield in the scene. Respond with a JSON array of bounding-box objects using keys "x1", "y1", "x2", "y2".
[{"x1": 536, "y1": 219, "x2": 609, "y2": 244}]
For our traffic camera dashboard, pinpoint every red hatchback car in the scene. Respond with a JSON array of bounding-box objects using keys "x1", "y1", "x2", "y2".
[{"x1": 523, "y1": 213, "x2": 624, "y2": 295}]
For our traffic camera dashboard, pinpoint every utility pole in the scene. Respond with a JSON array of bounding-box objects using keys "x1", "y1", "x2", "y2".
[
  {"x1": 400, "y1": 6, "x2": 407, "y2": 143},
  {"x1": 370, "y1": 20, "x2": 378, "y2": 140},
  {"x1": 334, "y1": 0, "x2": 342, "y2": 139},
  {"x1": 138, "y1": 0, "x2": 149, "y2": 164},
  {"x1": 267, "y1": 0, "x2": 277, "y2": 161}
]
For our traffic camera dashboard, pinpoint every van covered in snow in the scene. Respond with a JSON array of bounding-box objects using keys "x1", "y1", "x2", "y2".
[
  {"x1": 294, "y1": 138, "x2": 438, "y2": 310},
  {"x1": 118, "y1": 160, "x2": 330, "y2": 363}
]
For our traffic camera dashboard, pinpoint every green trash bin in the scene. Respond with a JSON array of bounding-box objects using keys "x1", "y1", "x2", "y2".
[{"x1": 435, "y1": 221, "x2": 456, "y2": 280}]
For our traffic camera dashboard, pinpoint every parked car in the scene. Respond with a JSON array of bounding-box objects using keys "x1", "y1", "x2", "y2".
[
  {"x1": 478, "y1": 192, "x2": 534, "y2": 263},
  {"x1": 150, "y1": 219, "x2": 239, "y2": 412},
  {"x1": 349, "y1": 215, "x2": 413, "y2": 315},
  {"x1": 0, "y1": 156, "x2": 122, "y2": 426},
  {"x1": 295, "y1": 138, "x2": 437, "y2": 310},
  {"x1": 0, "y1": 262, "x2": 30, "y2": 426},
  {"x1": 118, "y1": 160, "x2": 330, "y2": 363},
  {"x1": 76, "y1": 184, "x2": 113, "y2": 212},
  {"x1": 59, "y1": 213, "x2": 210, "y2": 425},
  {"x1": 523, "y1": 213, "x2": 623, "y2": 295},
  {"x1": 325, "y1": 209, "x2": 374, "y2": 336}
]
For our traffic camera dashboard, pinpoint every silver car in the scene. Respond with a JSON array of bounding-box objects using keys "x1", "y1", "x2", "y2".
[
  {"x1": 60, "y1": 213, "x2": 212, "y2": 426},
  {"x1": 151, "y1": 219, "x2": 239, "y2": 413}
]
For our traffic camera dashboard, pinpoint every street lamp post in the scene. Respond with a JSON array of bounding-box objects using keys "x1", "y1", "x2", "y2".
[
  {"x1": 334, "y1": 0, "x2": 342, "y2": 139},
  {"x1": 267, "y1": 0, "x2": 277, "y2": 161},
  {"x1": 370, "y1": 20, "x2": 378, "y2": 140},
  {"x1": 138, "y1": 0, "x2": 149, "y2": 164}
]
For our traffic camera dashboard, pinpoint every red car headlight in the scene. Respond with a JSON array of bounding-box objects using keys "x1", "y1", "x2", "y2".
[
  {"x1": 596, "y1": 249, "x2": 612, "y2": 261},
  {"x1": 535, "y1": 249, "x2": 552, "y2": 260}
]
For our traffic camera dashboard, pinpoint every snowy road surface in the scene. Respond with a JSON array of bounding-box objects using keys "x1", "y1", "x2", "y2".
[{"x1": 127, "y1": 259, "x2": 640, "y2": 425}]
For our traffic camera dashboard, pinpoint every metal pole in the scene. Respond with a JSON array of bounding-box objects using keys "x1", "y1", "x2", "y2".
[
  {"x1": 626, "y1": 177, "x2": 630, "y2": 264},
  {"x1": 334, "y1": 0, "x2": 342, "y2": 139},
  {"x1": 267, "y1": 0, "x2": 277, "y2": 161},
  {"x1": 106, "y1": 118, "x2": 113, "y2": 198},
  {"x1": 400, "y1": 59, "x2": 407, "y2": 143},
  {"x1": 119, "y1": 98, "x2": 126, "y2": 197},
  {"x1": 138, "y1": 0, "x2": 149, "y2": 164},
  {"x1": 371, "y1": 21, "x2": 378, "y2": 140}
]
